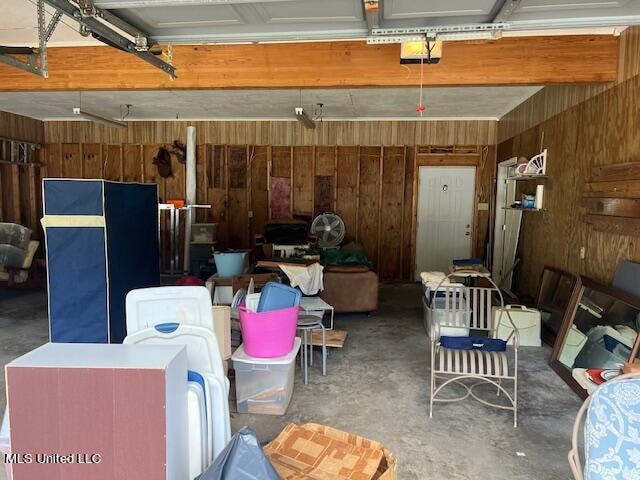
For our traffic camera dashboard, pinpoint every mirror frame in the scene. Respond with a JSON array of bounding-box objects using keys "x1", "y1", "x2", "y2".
[
  {"x1": 549, "y1": 275, "x2": 640, "y2": 399},
  {"x1": 535, "y1": 266, "x2": 578, "y2": 346}
]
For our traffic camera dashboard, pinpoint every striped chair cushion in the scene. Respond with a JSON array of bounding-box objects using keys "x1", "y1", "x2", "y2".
[{"x1": 435, "y1": 347, "x2": 510, "y2": 377}]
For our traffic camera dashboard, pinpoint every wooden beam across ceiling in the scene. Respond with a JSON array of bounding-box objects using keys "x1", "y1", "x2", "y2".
[{"x1": 0, "y1": 35, "x2": 617, "y2": 91}]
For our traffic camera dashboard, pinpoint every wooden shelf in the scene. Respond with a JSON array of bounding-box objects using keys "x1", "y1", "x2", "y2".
[{"x1": 506, "y1": 175, "x2": 548, "y2": 181}]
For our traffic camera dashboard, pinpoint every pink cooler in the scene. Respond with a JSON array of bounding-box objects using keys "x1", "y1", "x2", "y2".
[{"x1": 238, "y1": 306, "x2": 299, "y2": 358}]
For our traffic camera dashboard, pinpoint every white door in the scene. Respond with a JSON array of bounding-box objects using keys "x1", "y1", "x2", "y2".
[
  {"x1": 415, "y1": 166, "x2": 475, "y2": 278},
  {"x1": 492, "y1": 158, "x2": 522, "y2": 289}
]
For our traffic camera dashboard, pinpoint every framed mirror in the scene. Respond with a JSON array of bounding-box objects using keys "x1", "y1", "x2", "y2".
[
  {"x1": 550, "y1": 276, "x2": 640, "y2": 398},
  {"x1": 535, "y1": 267, "x2": 578, "y2": 345}
]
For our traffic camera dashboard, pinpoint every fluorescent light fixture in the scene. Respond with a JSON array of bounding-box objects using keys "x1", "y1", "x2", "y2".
[
  {"x1": 400, "y1": 40, "x2": 442, "y2": 64},
  {"x1": 72, "y1": 107, "x2": 127, "y2": 129},
  {"x1": 294, "y1": 107, "x2": 316, "y2": 129}
]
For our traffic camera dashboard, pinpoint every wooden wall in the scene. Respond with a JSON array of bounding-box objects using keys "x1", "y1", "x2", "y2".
[
  {"x1": 618, "y1": 26, "x2": 640, "y2": 84},
  {"x1": 44, "y1": 120, "x2": 497, "y2": 146},
  {"x1": 497, "y1": 84, "x2": 611, "y2": 143},
  {"x1": 497, "y1": 72, "x2": 640, "y2": 296},
  {"x1": 498, "y1": 27, "x2": 640, "y2": 144},
  {"x1": 40, "y1": 141, "x2": 494, "y2": 280},
  {"x1": 0, "y1": 112, "x2": 44, "y2": 235}
]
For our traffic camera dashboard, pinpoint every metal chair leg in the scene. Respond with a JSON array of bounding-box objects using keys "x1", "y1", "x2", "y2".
[
  {"x1": 321, "y1": 325, "x2": 326, "y2": 376},
  {"x1": 303, "y1": 329, "x2": 308, "y2": 385}
]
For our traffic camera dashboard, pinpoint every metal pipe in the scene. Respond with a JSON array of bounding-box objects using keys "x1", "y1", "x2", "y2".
[{"x1": 183, "y1": 125, "x2": 196, "y2": 274}]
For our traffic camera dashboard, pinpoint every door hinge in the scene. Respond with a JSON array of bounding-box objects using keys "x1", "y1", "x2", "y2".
[{"x1": 502, "y1": 225, "x2": 506, "y2": 231}]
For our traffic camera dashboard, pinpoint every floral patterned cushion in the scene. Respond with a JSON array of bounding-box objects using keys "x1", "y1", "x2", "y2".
[{"x1": 585, "y1": 379, "x2": 640, "y2": 480}]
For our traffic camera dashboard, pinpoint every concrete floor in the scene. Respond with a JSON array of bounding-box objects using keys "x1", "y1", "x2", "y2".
[{"x1": 0, "y1": 284, "x2": 582, "y2": 479}]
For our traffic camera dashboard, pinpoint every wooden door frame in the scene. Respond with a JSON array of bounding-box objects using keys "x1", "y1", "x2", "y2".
[{"x1": 412, "y1": 152, "x2": 481, "y2": 279}]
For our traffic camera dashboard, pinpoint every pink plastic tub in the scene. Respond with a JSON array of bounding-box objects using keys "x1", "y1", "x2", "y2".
[{"x1": 238, "y1": 305, "x2": 299, "y2": 358}]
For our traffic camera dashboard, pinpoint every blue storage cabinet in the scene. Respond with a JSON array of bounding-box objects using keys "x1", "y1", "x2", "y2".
[{"x1": 43, "y1": 179, "x2": 160, "y2": 343}]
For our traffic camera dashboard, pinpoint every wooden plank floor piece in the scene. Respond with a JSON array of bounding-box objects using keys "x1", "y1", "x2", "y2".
[{"x1": 297, "y1": 329, "x2": 348, "y2": 349}]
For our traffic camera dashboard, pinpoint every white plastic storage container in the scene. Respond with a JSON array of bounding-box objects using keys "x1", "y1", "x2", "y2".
[
  {"x1": 493, "y1": 305, "x2": 542, "y2": 347},
  {"x1": 423, "y1": 295, "x2": 471, "y2": 337},
  {"x1": 232, "y1": 337, "x2": 301, "y2": 415},
  {"x1": 559, "y1": 325, "x2": 588, "y2": 368}
]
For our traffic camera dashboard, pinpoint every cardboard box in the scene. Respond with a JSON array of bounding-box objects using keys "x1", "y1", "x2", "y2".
[
  {"x1": 264, "y1": 423, "x2": 396, "y2": 480},
  {"x1": 212, "y1": 305, "x2": 232, "y2": 360}
]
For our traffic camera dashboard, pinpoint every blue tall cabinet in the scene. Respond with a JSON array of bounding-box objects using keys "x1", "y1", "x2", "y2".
[{"x1": 43, "y1": 179, "x2": 160, "y2": 343}]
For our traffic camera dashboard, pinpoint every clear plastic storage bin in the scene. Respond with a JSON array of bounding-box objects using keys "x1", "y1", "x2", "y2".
[
  {"x1": 232, "y1": 338, "x2": 300, "y2": 415},
  {"x1": 423, "y1": 295, "x2": 471, "y2": 337}
]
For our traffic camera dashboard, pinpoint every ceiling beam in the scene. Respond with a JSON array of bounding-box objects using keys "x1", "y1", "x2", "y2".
[{"x1": 0, "y1": 35, "x2": 617, "y2": 91}]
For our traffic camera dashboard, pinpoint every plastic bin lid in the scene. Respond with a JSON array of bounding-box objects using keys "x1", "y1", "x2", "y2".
[
  {"x1": 257, "y1": 282, "x2": 301, "y2": 312},
  {"x1": 123, "y1": 323, "x2": 225, "y2": 380},
  {"x1": 232, "y1": 337, "x2": 301, "y2": 365},
  {"x1": 126, "y1": 286, "x2": 214, "y2": 335},
  {"x1": 0, "y1": 407, "x2": 8, "y2": 448}
]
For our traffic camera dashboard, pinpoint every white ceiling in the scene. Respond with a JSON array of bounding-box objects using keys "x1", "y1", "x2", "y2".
[
  {"x1": 0, "y1": 86, "x2": 542, "y2": 120},
  {"x1": 1, "y1": 0, "x2": 638, "y2": 46}
]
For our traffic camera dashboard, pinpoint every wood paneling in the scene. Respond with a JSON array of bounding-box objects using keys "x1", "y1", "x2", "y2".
[
  {"x1": 227, "y1": 146, "x2": 249, "y2": 247},
  {"x1": 122, "y1": 144, "x2": 143, "y2": 182},
  {"x1": 102, "y1": 145, "x2": 122, "y2": 181},
  {"x1": 0, "y1": 36, "x2": 618, "y2": 91},
  {"x1": 82, "y1": 144, "x2": 102, "y2": 178},
  {"x1": 44, "y1": 120, "x2": 497, "y2": 146},
  {"x1": 498, "y1": 73, "x2": 640, "y2": 297},
  {"x1": 618, "y1": 26, "x2": 640, "y2": 84},
  {"x1": 20, "y1": 138, "x2": 493, "y2": 280},
  {"x1": 0, "y1": 111, "x2": 43, "y2": 143},
  {"x1": 335, "y1": 146, "x2": 359, "y2": 243},
  {"x1": 497, "y1": 84, "x2": 611, "y2": 143},
  {"x1": 379, "y1": 146, "x2": 405, "y2": 280},
  {"x1": 61, "y1": 143, "x2": 82, "y2": 177},
  {"x1": 1, "y1": 116, "x2": 498, "y2": 279},
  {"x1": 292, "y1": 146, "x2": 314, "y2": 216},
  {"x1": 358, "y1": 147, "x2": 382, "y2": 270},
  {"x1": 249, "y1": 146, "x2": 269, "y2": 244}
]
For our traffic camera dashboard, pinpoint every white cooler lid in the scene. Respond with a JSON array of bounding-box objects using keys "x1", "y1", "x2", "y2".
[{"x1": 232, "y1": 337, "x2": 301, "y2": 365}]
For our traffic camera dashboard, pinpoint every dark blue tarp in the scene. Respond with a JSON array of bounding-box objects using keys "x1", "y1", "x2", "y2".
[
  {"x1": 44, "y1": 179, "x2": 160, "y2": 344},
  {"x1": 43, "y1": 179, "x2": 103, "y2": 216},
  {"x1": 104, "y1": 182, "x2": 160, "y2": 343},
  {"x1": 47, "y1": 226, "x2": 109, "y2": 343}
]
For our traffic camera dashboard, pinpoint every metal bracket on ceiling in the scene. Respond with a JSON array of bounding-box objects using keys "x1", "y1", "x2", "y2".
[
  {"x1": 42, "y1": 0, "x2": 177, "y2": 79},
  {"x1": 0, "y1": 0, "x2": 61, "y2": 78},
  {"x1": 363, "y1": 0, "x2": 380, "y2": 34},
  {"x1": 367, "y1": 22, "x2": 510, "y2": 44}
]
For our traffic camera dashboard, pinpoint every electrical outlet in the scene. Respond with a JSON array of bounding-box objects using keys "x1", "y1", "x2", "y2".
[
  {"x1": 248, "y1": 210, "x2": 254, "y2": 219},
  {"x1": 579, "y1": 246, "x2": 586, "y2": 260}
]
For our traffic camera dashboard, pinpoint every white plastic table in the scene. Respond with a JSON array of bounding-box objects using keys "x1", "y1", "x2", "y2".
[{"x1": 300, "y1": 297, "x2": 335, "y2": 330}]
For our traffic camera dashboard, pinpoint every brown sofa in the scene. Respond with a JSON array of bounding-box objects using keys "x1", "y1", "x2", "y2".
[{"x1": 320, "y1": 265, "x2": 378, "y2": 313}]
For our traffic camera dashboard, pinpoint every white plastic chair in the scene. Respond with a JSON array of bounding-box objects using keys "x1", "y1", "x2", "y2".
[
  {"x1": 568, "y1": 373, "x2": 640, "y2": 480},
  {"x1": 429, "y1": 271, "x2": 520, "y2": 427},
  {"x1": 124, "y1": 323, "x2": 231, "y2": 474}
]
